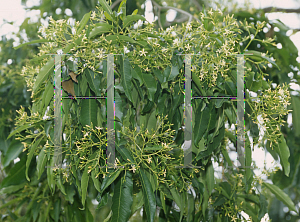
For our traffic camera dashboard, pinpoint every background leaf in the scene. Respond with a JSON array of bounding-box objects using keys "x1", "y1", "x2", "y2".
[
  {"x1": 139, "y1": 168, "x2": 156, "y2": 222},
  {"x1": 263, "y1": 182, "x2": 297, "y2": 213},
  {"x1": 111, "y1": 171, "x2": 133, "y2": 222}
]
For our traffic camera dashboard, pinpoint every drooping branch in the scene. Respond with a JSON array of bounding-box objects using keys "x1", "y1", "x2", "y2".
[
  {"x1": 261, "y1": 7, "x2": 300, "y2": 13},
  {"x1": 151, "y1": 0, "x2": 201, "y2": 29},
  {"x1": 110, "y1": 0, "x2": 123, "y2": 10}
]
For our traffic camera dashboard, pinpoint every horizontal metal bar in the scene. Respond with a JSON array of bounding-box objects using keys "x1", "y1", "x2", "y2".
[
  {"x1": 192, "y1": 97, "x2": 237, "y2": 99},
  {"x1": 62, "y1": 96, "x2": 107, "y2": 99},
  {"x1": 46, "y1": 54, "x2": 72, "y2": 55},
  {"x1": 175, "y1": 165, "x2": 203, "y2": 168},
  {"x1": 46, "y1": 54, "x2": 124, "y2": 55},
  {"x1": 176, "y1": 53, "x2": 253, "y2": 55}
]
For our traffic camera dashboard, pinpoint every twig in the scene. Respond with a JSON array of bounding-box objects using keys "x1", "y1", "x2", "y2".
[
  {"x1": 192, "y1": 0, "x2": 202, "y2": 11},
  {"x1": 150, "y1": 0, "x2": 201, "y2": 24},
  {"x1": 261, "y1": 7, "x2": 300, "y2": 13},
  {"x1": 110, "y1": 0, "x2": 123, "y2": 10}
]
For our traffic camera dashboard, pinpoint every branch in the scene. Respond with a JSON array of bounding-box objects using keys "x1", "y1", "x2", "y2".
[
  {"x1": 261, "y1": 7, "x2": 300, "y2": 13},
  {"x1": 150, "y1": 0, "x2": 201, "y2": 24},
  {"x1": 164, "y1": 15, "x2": 190, "y2": 27},
  {"x1": 192, "y1": 0, "x2": 202, "y2": 11},
  {"x1": 110, "y1": 0, "x2": 123, "y2": 10}
]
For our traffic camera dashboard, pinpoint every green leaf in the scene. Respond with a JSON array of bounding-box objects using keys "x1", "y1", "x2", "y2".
[
  {"x1": 84, "y1": 68, "x2": 101, "y2": 96},
  {"x1": 13, "y1": 39, "x2": 53, "y2": 50},
  {"x1": 81, "y1": 165, "x2": 90, "y2": 208},
  {"x1": 263, "y1": 182, "x2": 298, "y2": 213},
  {"x1": 91, "y1": 169, "x2": 101, "y2": 192},
  {"x1": 118, "y1": 0, "x2": 126, "y2": 21},
  {"x1": 89, "y1": 24, "x2": 113, "y2": 39},
  {"x1": 111, "y1": 171, "x2": 133, "y2": 222},
  {"x1": 131, "y1": 65, "x2": 144, "y2": 86},
  {"x1": 245, "y1": 133, "x2": 253, "y2": 192},
  {"x1": 194, "y1": 105, "x2": 210, "y2": 146},
  {"x1": 0, "y1": 197, "x2": 23, "y2": 210},
  {"x1": 142, "y1": 73, "x2": 157, "y2": 102},
  {"x1": 274, "y1": 134, "x2": 290, "y2": 176},
  {"x1": 160, "y1": 191, "x2": 167, "y2": 215},
  {"x1": 0, "y1": 156, "x2": 26, "y2": 189},
  {"x1": 77, "y1": 11, "x2": 91, "y2": 34},
  {"x1": 80, "y1": 89, "x2": 98, "y2": 127},
  {"x1": 26, "y1": 136, "x2": 44, "y2": 181},
  {"x1": 43, "y1": 80, "x2": 54, "y2": 113},
  {"x1": 132, "y1": 9, "x2": 138, "y2": 15},
  {"x1": 246, "y1": 72, "x2": 262, "y2": 92},
  {"x1": 116, "y1": 145, "x2": 135, "y2": 163},
  {"x1": 33, "y1": 58, "x2": 54, "y2": 93},
  {"x1": 7, "y1": 123, "x2": 32, "y2": 139},
  {"x1": 37, "y1": 146, "x2": 48, "y2": 180},
  {"x1": 101, "y1": 168, "x2": 123, "y2": 193},
  {"x1": 53, "y1": 199, "x2": 61, "y2": 222},
  {"x1": 99, "y1": 0, "x2": 113, "y2": 16},
  {"x1": 258, "y1": 194, "x2": 268, "y2": 221},
  {"x1": 205, "y1": 162, "x2": 214, "y2": 195},
  {"x1": 123, "y1": 15, "x2": 146, "y2": 29},
  {"x1": 246, "y1": 50, "x2": 279, "y2": 69},
  {"x1": 104, "y1": 11, "x2": 113, "y2": 21},
  {"x1": 0, "y1": 183, "x2": 26, "y2": 195},
  {"x1": 65, "y1": 184, "x2": 76, "y2": 204},
  {"x1": 139, "y1": 168, "x2": 156, "y2": 222},
  {"x1": 47, "y1": 159, "x2": 56, "y2": 194},
  {"x1": 120, "y1": 57, "x2": 133, "y2": 102},
  {"x1": 131, "y1": 190, "x2": 144, "y2": 215},
  {"x1": 207, "y1": 123, "x2": 225, "y2": 153},
  {"x1": 2, "y1": 141, "x2": 24, "y2": 168},
  {"x1": 291, "y1": 96, "x2": 300, "y2": 137},
  {"x1": 224, "y1": 81, "x2": 237, "y2": 96},
  {"x1": 167, "y1": 65, "x2": 179, "y2": 81},
  {"x1": 210, "y1": 109, "x2": 224, "y2": 141},
  {"x1": 170, "y1": 187, "x2": 182, "y2": 211},
  {"x1": 56, "y1": 173, "x2": 66, "y2": 195},
  {"x1": 72, "y1": 165, "x2": 81, "y2": 194},
  {"x1": 147, "y1": 110, "x2": 156, "y2": 134}
]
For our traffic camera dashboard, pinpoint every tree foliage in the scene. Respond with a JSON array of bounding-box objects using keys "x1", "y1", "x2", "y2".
[{"x1": 1, "y1": 0, "x2": 300, "y2": 221}]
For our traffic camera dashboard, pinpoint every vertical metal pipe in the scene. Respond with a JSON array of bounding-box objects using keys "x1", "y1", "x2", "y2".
[
  {"x1": 54, "y1": 55, "x2": 62, "y2": 168},
  {"x1": 236, "y1": 54, "x2": 245, "y2": 168},
  {"x1": 184, "y1": 54, "x2": 192, "y2": 167},
  {"x1": 107, "y1": 54, "x2": 115, "y2": 167}
]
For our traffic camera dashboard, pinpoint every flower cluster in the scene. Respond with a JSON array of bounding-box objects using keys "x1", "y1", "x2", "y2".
[{"x1": 248, "y1": 82, "x2": 292, "y2": 147}]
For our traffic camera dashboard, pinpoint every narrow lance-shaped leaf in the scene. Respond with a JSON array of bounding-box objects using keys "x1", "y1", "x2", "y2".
[
  {"x1": 26, "y1": 136, "x2": 45, "y2": 181},
  {"x1": 263, "y1": 182, "x2": 298, "y2": 213},
  {"x1": 111, "y1": 171, "x2": 133, "y2": 222},
  {"x1": 274, "y1": 134, "x2": 290, "y2": 177},
  {"x1": 80, "y1": 89, "x2": 98, "y2": 127},
  {"x1": 33, "y1": 58, "x2": 54, "y2": 93},
  {"x1": 77, "y1": 11, "x2": 91, "y2": 34},
  {"x1": 120, "y1": 57, "x2": 133, "y2": 102},
  {"x1": 123, "y1": 15, "x2": 146, "y2": 28},
  {"x1": 89, "y1": 24, "x2": 113, "y2": 39},
  {"x1": 291, "y1": 96, "x2": 300, "y2": 137},
  {"x1": 13, "y1": 39, "x2": 53, "y2": 50},
  {"x1": 142, "y1": 73, "x2": 156, "y2": 102},
  {"x1": 194, "y1": 105, "x2": 210, "y2": 146},
  {"x1": 139, "y1": 168, "x2": 156, "y2": 222},
  {"x1": 101, "y1": 168, "x2": 123, "y2": 193},
  {"x1": 2, "y1": 141, "x2": 24, "y2": 168},
  {"x1": 246, "y1": 50, "x2": 279, "y2": 69},
  {"x1": 81, "y1": 165, "x2": 90, "y2": 208},
  {"x1": 7, "y1": 123, "x2": 33, "y2": 139},
  {"x1": 99, "y1": 0, "x2": 113, "y2": 15},
  {"x1": 37, "y1": 146, "x2": 48, "y2": 180}
]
